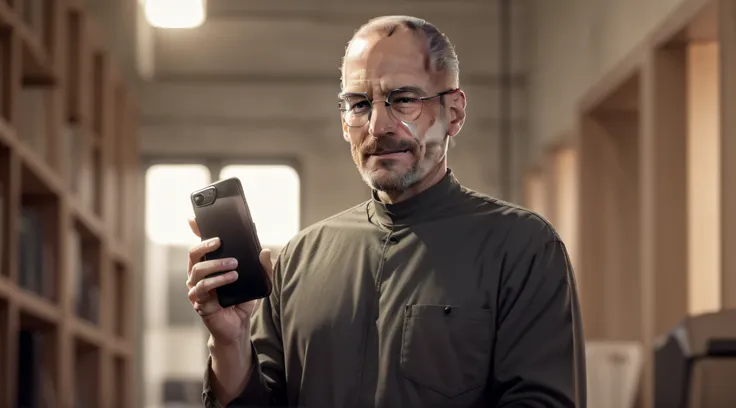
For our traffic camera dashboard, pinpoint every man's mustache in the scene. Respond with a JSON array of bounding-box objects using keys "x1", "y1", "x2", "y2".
[{"x1": 361, "y1": 136, "x2": 417, "y2": 155}]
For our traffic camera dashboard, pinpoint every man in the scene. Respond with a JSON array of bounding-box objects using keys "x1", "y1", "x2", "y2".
[{"x1": 188, "y1": 15, "x2": 586, "y2": 408}]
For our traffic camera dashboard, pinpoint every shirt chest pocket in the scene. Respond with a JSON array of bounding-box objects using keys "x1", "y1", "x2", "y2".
[{"x1": 400, "y1": 304, "x2": 493, "y2": 398}]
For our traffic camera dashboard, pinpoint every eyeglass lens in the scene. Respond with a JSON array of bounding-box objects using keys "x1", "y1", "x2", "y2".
[{"x1": 341, "y1": 89, "x2": 423, "y2": 127}]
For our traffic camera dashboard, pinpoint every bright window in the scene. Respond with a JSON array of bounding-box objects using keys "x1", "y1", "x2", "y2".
[
  {"x1": 145, "y1": 164, "x2": 211, "y2": 246},
  {"x1": 219, "y1": 165, "x2": 300, "y2": 248},
  {"x1": 142, "y1": 162, "x2": 300, "y2": 408}
]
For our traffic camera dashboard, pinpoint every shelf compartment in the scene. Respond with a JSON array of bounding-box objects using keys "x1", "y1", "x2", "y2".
[
  {"x1": 0, "y1": 27, "x2": 12, "y2": 124},
  {"x1": 18, "y1": 161, "x2": 59, "y2": 302},
  {"x1": 65, "y1": 8, "x2": 82, "y2": 123},
  {"x1": 112, "y1": 354, "x2": 129, "y2": 408},
  {"x1": 0, "y1": 143, "x2": 8, "y2": 278},
  {"x1": 16, "y1": 80, "x2": 52, "y2": 167},
  {"x1": 111, "y1": 261, "x2": 128, "y2": 339},
  {"x1": 111, "y1": 84, "x2": 126, "y2": 239},
  {"x1": 19, "y1": 0, "x2": 54, "y2": 85},
  {"x1": 69, "y1": 217, "x2": 101, "y2": 325},
  {"x1": 16, "y1": 310, "x2": 58, "y2": 407},
  {"x1": 17, "y1": 17, "x2": 54, "y2": 161},
  {"x1": 91, "y1": 51, "x2": 105, "y2": 138},
  {"x1": 0, "y1": 298, "x2": 9, "y2": 403},
  {"x1": 65, "y1": 124, "x2": 102, "y2": 215},
  {"x1": 74, "y1": 337, "x2": 100, "y2": 408}
]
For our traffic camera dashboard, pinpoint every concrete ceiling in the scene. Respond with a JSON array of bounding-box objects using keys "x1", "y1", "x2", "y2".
[
  {"x1": 205, "y1": 0, "x2": 509, "y2": 20},
  {"x1": 147, "y1": 0, "x2": 528, "y2": 83}
]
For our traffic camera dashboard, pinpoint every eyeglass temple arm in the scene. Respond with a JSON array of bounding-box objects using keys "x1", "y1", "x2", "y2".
[{"x1": 419, "y1": 88, "x2": 461, "y2": 101}]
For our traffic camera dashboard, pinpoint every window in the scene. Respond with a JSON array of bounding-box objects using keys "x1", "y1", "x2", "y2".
[
  {"x1": 144, "y1": 164, "x2": 212, "y2": 408},
  {"x1": 220, "y1": 164, "x2": 300, "y2": 248},
  {"x1": 145, "y1": 163, "x2": 301, "y2": 248},
  {"x1": 145, "y1": 164, "x2": 210, "y2": 246},
  {"x1": 142, "y1": 162, "x2": 301, "y2": 407}
]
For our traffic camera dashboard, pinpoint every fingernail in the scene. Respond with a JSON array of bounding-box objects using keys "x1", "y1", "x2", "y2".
[
  {"x1": 224, "y1": 258, "x2": 238, "y2": 267},
  {"x1": 208, "y1": 238, "x2": 219, "y2": 247}
]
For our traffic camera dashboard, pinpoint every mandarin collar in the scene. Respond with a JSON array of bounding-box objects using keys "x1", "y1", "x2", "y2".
[{"x1": 368, "y1": 169, "x2": 461, "y2": 228}]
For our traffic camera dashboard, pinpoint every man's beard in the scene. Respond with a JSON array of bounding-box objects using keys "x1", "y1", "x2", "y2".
[
  {"x1": 361, "y1": 160, "x2": 422, "y2": 193},
  {"x1": 356, "y1": 135, "x2": 448, "y2": 193},
  {"x1": 354, "y1": 116, "x2": 449, "y2": 194}
]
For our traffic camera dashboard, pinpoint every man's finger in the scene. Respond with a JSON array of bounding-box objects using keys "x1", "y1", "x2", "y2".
[
  {"x1": 193, "y1": 299, "x2": 221, "y2": 317},
  {"x1": 195, "y1": 271, "x2": 238, "y2": 301},
  {"x1": 259, "y1": 248, "x2": 274, "y2": 283},
  {"x1": 188, "y1": 237, "x2": 221, "y2": 272},
  {"x1": 188, "y1": 284, "x2": 210, "y2": 304},
  {"x1": 188, "y1": 258, "x2": 238, "y2": 289},
  {"x1": 189, "y1": 217, "x2": 201, "y2": 238}
]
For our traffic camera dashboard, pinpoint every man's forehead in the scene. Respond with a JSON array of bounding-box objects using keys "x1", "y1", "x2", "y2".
[
  {"x1": 342, "y1": 33, "x2": 431, "y2": 93},
  {"x1": 341, "y1": 75, "x2": 427, "y2": 96}
]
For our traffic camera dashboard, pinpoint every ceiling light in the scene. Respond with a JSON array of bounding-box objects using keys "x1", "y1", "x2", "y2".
[{"x1": 144, "y1": 0, "x2": 207, "y2": 29}]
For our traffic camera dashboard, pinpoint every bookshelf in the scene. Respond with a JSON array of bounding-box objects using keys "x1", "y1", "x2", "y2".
[{"x1": 0, "y1": 0, "x2": 140, "y2": 407}]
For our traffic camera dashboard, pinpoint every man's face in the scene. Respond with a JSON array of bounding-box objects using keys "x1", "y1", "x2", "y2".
[{"x1": 340, "y1": 29, "x2": 464, "y2": 193}]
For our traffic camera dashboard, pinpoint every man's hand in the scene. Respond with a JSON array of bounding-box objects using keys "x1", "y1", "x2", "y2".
[{"x1": 186, "y1": 217, "x2": 273, "y2": 346}]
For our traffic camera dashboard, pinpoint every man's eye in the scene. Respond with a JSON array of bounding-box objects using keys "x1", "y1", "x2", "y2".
[
  {"x1": 393, "y1": 97, "x2": 418, "y2": 105},
  {"x1": 351, "y1": 101, "x2": 371, "y2": 112}
]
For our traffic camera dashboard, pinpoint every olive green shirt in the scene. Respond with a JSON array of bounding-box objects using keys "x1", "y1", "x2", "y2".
[{"x1": 203, "y1": 169, "x2": 586, "y2": 407}]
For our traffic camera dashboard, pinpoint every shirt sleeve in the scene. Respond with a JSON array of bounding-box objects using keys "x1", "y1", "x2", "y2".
[
  {"x1": 490, "y1": 233, "x2": 587, "y2": 408},
  {"x1": 202, "y1": 254, "x2": 288, "y2": 407}
]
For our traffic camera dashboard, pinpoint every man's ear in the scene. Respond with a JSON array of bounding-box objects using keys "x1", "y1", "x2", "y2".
[
  {"x1": 342, "y1": 118, "x2": 351, "y2": 142},
  {"x1": 447, "y1": 90, "x2": 467, "y2": 137}
]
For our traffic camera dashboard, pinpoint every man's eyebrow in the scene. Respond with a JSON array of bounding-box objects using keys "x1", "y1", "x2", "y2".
[
  {"x1": 337, "y1": 91, "x2": 368, "y2": 99},
  {"x1": 337, "y1": 85, "x2": 425, "y2": 99},
  {"x1": 391, "y1": 85, "x2": 424, "y2": 94}
]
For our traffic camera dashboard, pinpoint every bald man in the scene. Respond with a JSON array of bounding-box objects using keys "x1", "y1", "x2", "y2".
[{"x1": 189, "y1": 16, "x2": 586, "y2": 408}]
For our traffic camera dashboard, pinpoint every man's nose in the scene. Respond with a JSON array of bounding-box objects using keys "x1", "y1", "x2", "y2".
[{"x1": 368, "y1": 103, "x2": 395, "y2": 137}]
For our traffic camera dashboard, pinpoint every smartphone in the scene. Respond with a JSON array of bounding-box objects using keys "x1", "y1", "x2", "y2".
[{"x1": 190, "y1": 177, "x2": 272, "y2": 308}]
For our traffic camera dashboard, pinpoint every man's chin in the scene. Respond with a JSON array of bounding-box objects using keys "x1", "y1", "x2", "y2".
[{"x1": 361, "y1": 167, "x2": 417, "y2": 193}]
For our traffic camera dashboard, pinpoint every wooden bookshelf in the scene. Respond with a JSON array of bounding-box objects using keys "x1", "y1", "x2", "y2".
[{"x1": 0, "y1": 0, "x2": 140, "y2": 407}]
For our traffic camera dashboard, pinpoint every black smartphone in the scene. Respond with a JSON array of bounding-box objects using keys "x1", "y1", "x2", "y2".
[{"x1": 190, "y1": 177, "x2": 272, "y2": 308}]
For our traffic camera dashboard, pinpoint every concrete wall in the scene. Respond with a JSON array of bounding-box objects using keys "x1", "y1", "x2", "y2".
[
  {"x1": 83, "y1": 3, "x2": 529, "y2": 405},
  {"x1": 527, "y1": 0, "x2": 688, "y2": 165},
  {"x1": 139, "y1": 0, "x2": 529, "y2": 226}
]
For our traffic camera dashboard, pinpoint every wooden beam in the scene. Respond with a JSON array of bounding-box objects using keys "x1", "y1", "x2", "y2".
[
  {"x1": 639, "y1": 45, "x2": 689, "y2": 407},
  {"x1": 577, "y1": 115, "x2": 608, "y2": 340},
  {"x1": 720, "y1": 0, "x2": 736, "y2": 308},
  {"x1": 687, "y1": 42, "x2": 722, "y2": 315},
  {"x1": 56, "y1": 198, "x2": 73, "y2": 408}
]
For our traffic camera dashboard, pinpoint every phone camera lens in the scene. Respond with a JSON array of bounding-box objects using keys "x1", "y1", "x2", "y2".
[{"x1": 194, "y1": 194, "x2": 204, "y2": 205}]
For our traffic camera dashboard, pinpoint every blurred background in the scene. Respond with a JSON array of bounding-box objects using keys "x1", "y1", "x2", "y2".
[{"x1": 0, "y1": 0, "x2": 735, "y2": 407}]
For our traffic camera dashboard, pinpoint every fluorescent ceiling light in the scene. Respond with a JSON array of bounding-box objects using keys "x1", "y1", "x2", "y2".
[{"x1": 144, "y1": 0, "x2": 207, "y2": 29}]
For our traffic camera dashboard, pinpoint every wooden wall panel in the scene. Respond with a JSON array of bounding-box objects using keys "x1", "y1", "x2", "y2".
[
  {"x1": 687, "y1": 42, "x2": 722, "y2": 315},
  {"x1": 639, "y1": 46, "x2": 689, "y2": 408},
  {"x1": 720, "y1": 0, "x2": 736, "y2": 308}
]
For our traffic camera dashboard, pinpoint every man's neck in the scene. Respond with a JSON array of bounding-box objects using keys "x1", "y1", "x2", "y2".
[{"x1": 376, "y1": 162, "x2": 447, "y2": 204}]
